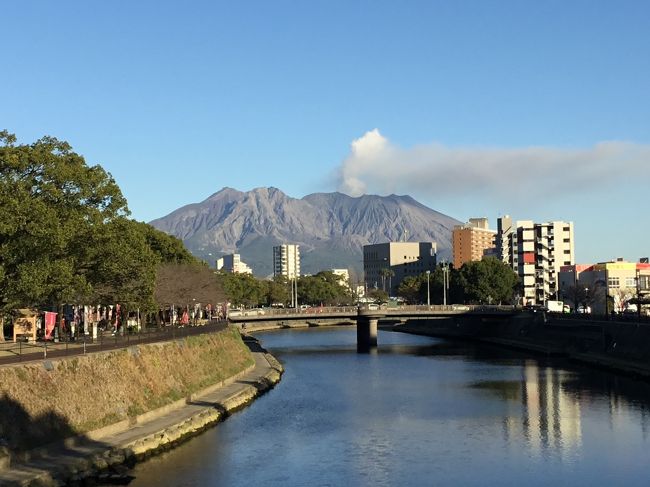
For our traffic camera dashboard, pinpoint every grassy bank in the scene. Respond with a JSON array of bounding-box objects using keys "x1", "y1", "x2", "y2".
[{"x1": 0, "y1": 326, "x2": 253, "y2": 451}]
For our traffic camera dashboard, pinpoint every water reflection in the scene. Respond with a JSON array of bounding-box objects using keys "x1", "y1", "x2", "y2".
[
  {"x1": 124, "y1": 329, "x2": 650, "y2": 487},
  {"x1": 471, "y1": 364, "x2": 582, "y2": 460},
  {"x1": 469, "y1": 356, "x2": 650, "y2": 464}
]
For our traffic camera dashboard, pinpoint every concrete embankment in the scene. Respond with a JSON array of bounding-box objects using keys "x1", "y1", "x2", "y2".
[
  {"x1": 396, "y1": 313, "x2": 650, "y2": 379},
  {"x1": 0, "y1": 328, "x2": 283, "y2": 486}
]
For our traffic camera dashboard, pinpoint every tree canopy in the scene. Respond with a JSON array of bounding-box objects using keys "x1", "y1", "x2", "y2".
[
  {"x1": 216, "y1": 271, "x2": 267, "y2": 308},
  {"x1": 0, "y1": 131, "x2": 202, "y2": 312},
  {"x1": 396, "y1": 259, "x2": 519, "y2": 305},
  {"x1": 450, "y1": 258, "x2": 519, "y2": 304},
  {"x1": 297, "y1": 271, "x2": 352, "y2": 306}
]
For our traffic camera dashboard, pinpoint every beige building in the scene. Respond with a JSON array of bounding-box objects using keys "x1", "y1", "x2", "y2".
[
  {"x1": 497, "y1": 216, "x2": 574, "y2": 305},
  {"x1": 452, "y1": 218, "x2": 496, "y2": 269},
  {"x1": 363, "y1": 242, "x2": 437, "y2": 296},
  {"x1": 216, "y1": 253, "x2": 252, "y2": 274},
  {"x1": 558, "y1": 259, "x2": 650, "y2": 314}
]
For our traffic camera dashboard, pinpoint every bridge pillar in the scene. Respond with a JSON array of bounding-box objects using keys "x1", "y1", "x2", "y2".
[{"x1": 357, "y1": 307, "x2": 384, "y2": 353}]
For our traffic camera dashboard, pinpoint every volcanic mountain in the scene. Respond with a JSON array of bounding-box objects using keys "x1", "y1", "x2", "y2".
[{"x1": 149, "y1": 187, "x2": 461, "y2": 278}]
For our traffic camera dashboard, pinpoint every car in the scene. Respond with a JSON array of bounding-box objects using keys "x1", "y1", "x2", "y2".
[{"x1": 451, "y1": 305, "x2": 470, "y2": 311}]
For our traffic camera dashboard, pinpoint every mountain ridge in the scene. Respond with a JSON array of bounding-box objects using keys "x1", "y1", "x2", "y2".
[{"x1": 149, "y1": 187, "x2": 462, "y2": 278}]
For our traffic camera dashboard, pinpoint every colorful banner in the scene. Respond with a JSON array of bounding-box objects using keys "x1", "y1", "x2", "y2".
[{"x1": 44, "y1": 311, "x2": 57, "y2": 340}]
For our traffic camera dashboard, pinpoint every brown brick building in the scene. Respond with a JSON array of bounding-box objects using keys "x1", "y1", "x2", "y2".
[{"x1": 452, "y1": 218, "x2": 496, "y2": 269}]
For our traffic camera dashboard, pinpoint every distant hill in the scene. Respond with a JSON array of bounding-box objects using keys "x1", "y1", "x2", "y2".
[{"x1": 149, "y1": 187, "x2": 462, "y2": 279}]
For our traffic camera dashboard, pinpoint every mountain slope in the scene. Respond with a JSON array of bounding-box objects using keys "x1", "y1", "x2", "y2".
[{"x1": 149, "y1": 187, "x2": 462, "y2": 277}]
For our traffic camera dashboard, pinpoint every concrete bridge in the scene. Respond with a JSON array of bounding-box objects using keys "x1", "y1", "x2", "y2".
[{"x1": 228, "y1": 305, "x2": 518, "y2": 352}]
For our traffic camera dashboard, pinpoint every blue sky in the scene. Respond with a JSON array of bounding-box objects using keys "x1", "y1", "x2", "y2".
[{"x1": 2, "y1": 1, "x2": 649, "y2": 264}]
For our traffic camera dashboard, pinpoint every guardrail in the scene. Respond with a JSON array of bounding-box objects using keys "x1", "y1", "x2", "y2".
[
  {"x1": 0, "y1": 321, "x2": 228, "y2": 365},
  {"x1": 548, "y1": 312, "x2": 650, "y2": 324}
]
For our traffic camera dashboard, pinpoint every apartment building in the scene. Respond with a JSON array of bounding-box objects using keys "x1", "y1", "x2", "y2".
[
  {"x1": 273, "y1": 244, "x2": 300, "y2": 279},
  {"x1": 452, "y1": 217, "x2": 496, "y2": 269},
  {"x1": 497, "y1": 216, "x2": 574, "y2": 305},
  {"x1": 363, "y1": 242, "x2": 437, "y2": 296}
]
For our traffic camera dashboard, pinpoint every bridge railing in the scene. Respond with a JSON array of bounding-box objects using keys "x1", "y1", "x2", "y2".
[
  {"x1": 384, "y1": 304, "x2": 515, "y2": 313},
  {"x1": 228, "y1": 306, "x2": 359, "y2": 318},
  {"x1": 228, "y1": 304, "x2": 517, "y2": 319}
]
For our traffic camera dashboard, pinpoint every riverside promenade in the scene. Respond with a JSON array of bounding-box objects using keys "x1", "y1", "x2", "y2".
[{"x1": 0, "y1": 336, "x2": 283, "y2": 487}]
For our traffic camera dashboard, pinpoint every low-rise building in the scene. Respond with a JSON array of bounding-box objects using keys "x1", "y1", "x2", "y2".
[
  {"x1": 558, "y1": 258, "x2": 650, "y2": 314},
  {"x1": 216, "y1": 253, "x2": 252, "y2": 274}
]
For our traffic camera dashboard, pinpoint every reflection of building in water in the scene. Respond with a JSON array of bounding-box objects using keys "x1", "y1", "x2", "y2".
[{"x1": 503, "y1": 361, "x2": 582, "y2": 458}]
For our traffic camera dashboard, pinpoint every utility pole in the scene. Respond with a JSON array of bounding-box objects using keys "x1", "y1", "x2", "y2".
[{"x1": 637, "y1": 268, "x2": 641, "y2": 321}]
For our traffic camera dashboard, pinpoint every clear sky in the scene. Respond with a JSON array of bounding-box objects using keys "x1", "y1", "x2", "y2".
[{"x1": 2, "y1": 1, "x2": 649, "y2": 264}]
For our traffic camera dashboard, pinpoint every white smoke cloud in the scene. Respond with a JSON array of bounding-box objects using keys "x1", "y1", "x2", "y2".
[{"x1": 336, "y1": 129, "x2": 650, "y2": 202}]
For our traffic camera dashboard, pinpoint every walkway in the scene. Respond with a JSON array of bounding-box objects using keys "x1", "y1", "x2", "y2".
[{"x1": 0, "y1": 321, "x2": 228, "y2": 366}]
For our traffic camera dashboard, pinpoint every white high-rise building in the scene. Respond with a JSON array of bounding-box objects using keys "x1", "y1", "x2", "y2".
[
  {"x1": 273, "y1": 244, "x2": 301, "y2": 279},
  {"x1": 497, "y1": 216, "x2": 574, "y2": 305}
]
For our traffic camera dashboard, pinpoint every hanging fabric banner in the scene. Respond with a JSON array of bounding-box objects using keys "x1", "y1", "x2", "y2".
[{"x1": 44, "y1": 312, "x2": 57, "y2": 340}]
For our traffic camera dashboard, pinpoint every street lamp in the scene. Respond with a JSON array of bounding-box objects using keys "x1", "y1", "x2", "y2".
[
  {"x1": 442, "y1": 263, "x2": 449, "y2": 306},
  {"x1": 294, "y1": 275, "x2": 299, "y2": 310},
  {"x1": 426, "y1": 270, "x2": 431, "y2": 306}
]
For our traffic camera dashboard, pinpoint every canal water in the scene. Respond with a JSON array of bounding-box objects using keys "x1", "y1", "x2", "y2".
[{"x1": 126, "y1": 326, "x2": 650, "y2": 486}]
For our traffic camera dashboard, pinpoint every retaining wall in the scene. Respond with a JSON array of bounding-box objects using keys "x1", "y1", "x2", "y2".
[
  {"x1": 0, "y1": 326, "x2": 254, "y2": 453},
  {"x1": 398, "y1": 313, "x2": 650, "y2": 378}
]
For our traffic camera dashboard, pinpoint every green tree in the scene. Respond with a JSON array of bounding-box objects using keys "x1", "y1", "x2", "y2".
[
  {"x1": 297, "y1": 271, "x2": 352, "y2": 306},
  {"x1": 367, "y1": 289, "x2": 388, "y2": 304},
  {"x1": 453, "y1": 258, "x2": 518, "y2": 304},
  {"x1": 266, "y1": 275, "x2": 291, "y2": 306},
  {"x1": 0, "y1": 131, "x2": 200, "y2": 314},
  {"x1": 136, "y1": 222, "x2": 197, "y2": 265},
  {"x1": 0, "y1": 131, "x2": 128, "y2": 310},
  {"x1": 397, "y1": 275, "x2": 424, "y2": 304},
  {"x1": 216, "y1": 271, "x2": 266, "y2": 308},
  {"x1": 85, "y1": 218, "x2": 159, "y2": 308}
]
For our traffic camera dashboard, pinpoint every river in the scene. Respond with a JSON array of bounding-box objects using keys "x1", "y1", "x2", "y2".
[{"x1": 125, "y1": 326, "x2": 650, "y2": 486}]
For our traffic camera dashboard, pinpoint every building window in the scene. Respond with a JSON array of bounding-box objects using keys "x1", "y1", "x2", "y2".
[
  {"x1": 608, "y1": 277, "x2": 620, "y2": 288},
  {"x1": 626, "y1": 277, "x2": 636, "y2": 288}
]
